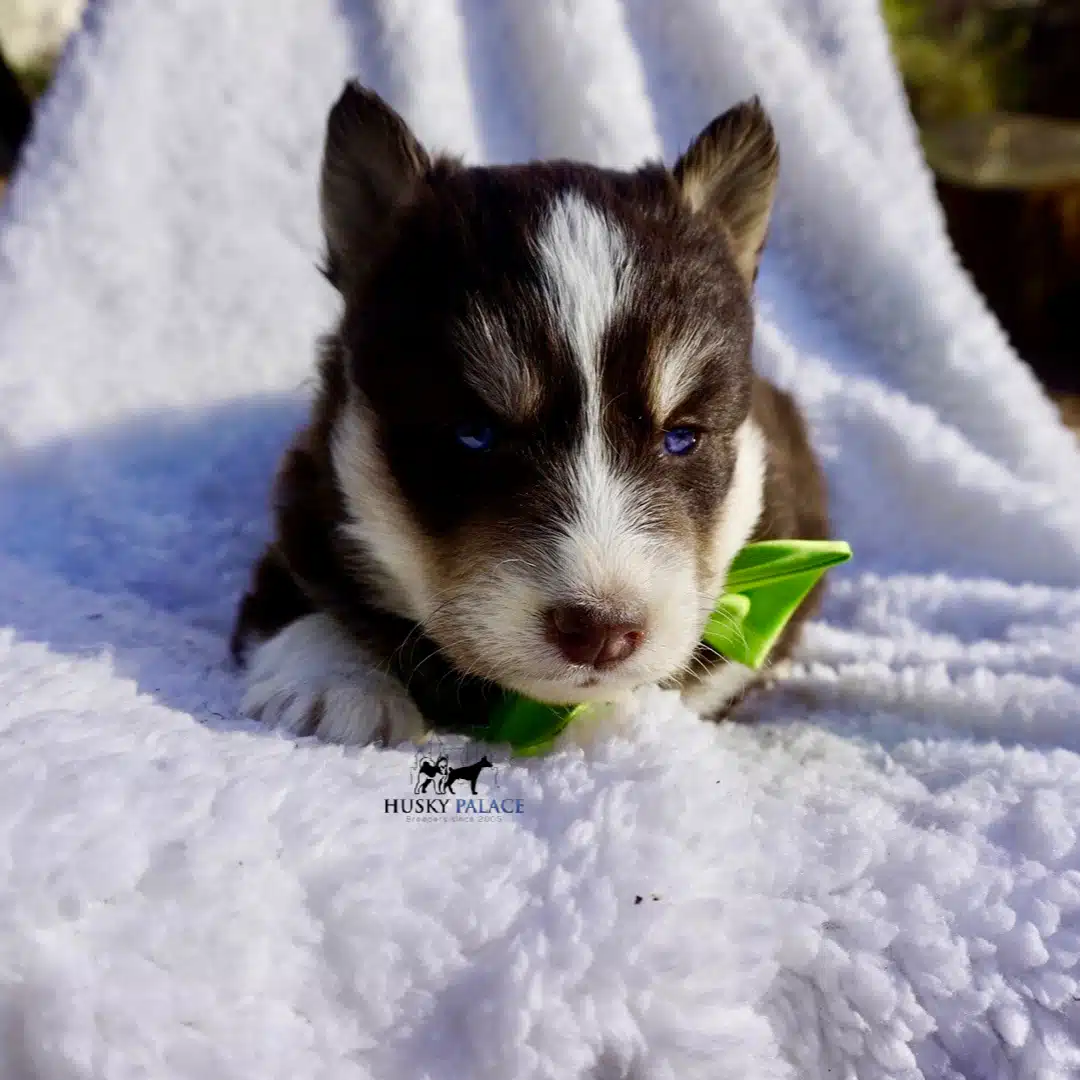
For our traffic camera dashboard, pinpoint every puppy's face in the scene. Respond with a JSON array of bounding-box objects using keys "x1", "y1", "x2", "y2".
[{"x1": 321, "y1": 86, "x2": 778, "y2": 704}]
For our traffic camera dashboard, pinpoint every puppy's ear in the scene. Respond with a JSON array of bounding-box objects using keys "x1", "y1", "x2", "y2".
[
  {"x1": 673, "y1": 98, "x2": 779, "y2": 285},
  {"x1": 320, "y1": 81, "x2": 430, "y2": 288}
]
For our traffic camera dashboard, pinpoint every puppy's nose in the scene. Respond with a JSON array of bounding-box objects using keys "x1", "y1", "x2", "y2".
[{"x1": 546, "y1": 605, "x2": 645, "y2": 669}]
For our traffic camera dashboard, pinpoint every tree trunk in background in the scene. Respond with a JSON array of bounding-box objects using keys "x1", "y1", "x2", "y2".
[
  {"x1": 937, "y1": 177, "x2": 1080, "y2": 393},
  {"x1": 920, "y1": 2, "x2": 1080, "y2": 395},
  {"x1": 926, "y1": 112, "x2": 1080, "y2": 394}
]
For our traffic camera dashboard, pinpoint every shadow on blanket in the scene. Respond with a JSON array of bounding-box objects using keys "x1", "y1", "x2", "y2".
[
  {"x1": 1, "y1": 396, "x2": 304, "y2": 627},
  {"x1": 0, "y1": 396, "x2": 309, "y2": 726}
]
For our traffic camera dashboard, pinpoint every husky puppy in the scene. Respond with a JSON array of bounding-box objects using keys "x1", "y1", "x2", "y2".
[{"x1": 231, "y1": 83, "x2": 829, "y2": 746}]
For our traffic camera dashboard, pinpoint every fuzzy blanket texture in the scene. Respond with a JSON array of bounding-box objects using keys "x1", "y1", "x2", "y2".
[{"x1": 2, "y1": 1, "x2": 1080, "y2": 1078}]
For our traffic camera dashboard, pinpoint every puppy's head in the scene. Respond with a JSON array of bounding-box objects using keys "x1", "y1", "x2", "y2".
[{"x1": 321, "y1": 84, "x2": 777, "y2": 704}]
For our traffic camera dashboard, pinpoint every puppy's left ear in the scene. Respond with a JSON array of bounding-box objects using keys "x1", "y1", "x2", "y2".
[{"x1": 673, "y1": 98, "x2": 779, "y2": 285}]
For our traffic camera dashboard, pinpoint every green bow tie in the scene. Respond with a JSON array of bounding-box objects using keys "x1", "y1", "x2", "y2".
[{"x1": 478, "y1": 539, "x2": 852, "y2": 755}]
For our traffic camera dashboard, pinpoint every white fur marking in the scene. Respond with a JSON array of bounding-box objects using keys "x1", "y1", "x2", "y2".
[
  {"x1": 528, "y1": 194, "x2": 709, "y2": 684},
  {"x1": 710, "y1": 417, "x2": 768, "y2": 592},
  {"x1": 534, "y1": 191, "x2": 632, "y2": 395},
  {"x1": 242, "y1": 613, "x2": 425, "y2": 745},
  {"x1": 535, "y1": 193, "x2": 653, "y2": 607},
  {"x1": 678, "y1": 416, "x2": 768, "y2": 715},
  {"x1": 332, "y1": 398, "x2": 433, "y2": 622}
]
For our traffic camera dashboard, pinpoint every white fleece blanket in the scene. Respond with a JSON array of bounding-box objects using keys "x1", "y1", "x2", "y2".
[{"x1": 2, "y1": 1, "x2": 1080, "y2": 1077}]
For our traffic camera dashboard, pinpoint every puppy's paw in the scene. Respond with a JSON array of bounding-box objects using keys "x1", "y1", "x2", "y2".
[
  {"x1": 679, "y1": 659, "x2": 761, "y2": 720},
  {"x1": 241, "y1": 613, "x2": 425, "y2": 746}
]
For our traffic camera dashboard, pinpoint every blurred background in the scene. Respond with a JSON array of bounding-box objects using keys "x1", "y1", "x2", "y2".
[{"x1": 1, "y1": 0, "x2": 1077, "y2": 426}]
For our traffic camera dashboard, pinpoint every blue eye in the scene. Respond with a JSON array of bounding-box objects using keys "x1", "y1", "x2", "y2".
[
  {"x1": 456, "y1": 424, "x2": 495, "y2": 451},
  {"x1": 663, "y1": 427, "x2": 699, "y2": 456}
]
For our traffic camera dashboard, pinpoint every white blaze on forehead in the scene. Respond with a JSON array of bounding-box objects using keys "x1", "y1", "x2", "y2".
[
  {"x1": 534, "y1": 191, "x2": 633, "y2": 393},
  {"x1": 534, "y1": 192, "x2": 670, "y2": 611}
]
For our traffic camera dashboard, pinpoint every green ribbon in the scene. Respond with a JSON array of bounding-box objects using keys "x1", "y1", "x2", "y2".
[
  {"x1": 476, "y1": 538, "x2": 852, "y2": 755},
  {"x1": 701, "y1": 538, "x2": 852, "y2": 667}
]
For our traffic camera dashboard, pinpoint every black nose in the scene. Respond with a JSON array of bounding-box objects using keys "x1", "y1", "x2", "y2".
[{"x1": 545, "y1": 606, "x2": 646, "y2": 669}]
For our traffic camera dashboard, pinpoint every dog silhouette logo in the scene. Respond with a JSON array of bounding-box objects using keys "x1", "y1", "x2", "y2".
[
  {"x1": 414, "y1": 754, "x2": 450, "y2": 794},
  {"x1": 389, "y1": 744, "x2": 521, "y2": 818},
  {"x1": 445, "y1": 754, "x2": 493, "y2": 795},
  {"x1": 413, "y1": 752, "x2": 493, "y2": 795}
]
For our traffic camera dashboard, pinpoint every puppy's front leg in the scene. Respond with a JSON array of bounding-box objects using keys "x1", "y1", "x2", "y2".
[
  {"x1": 242, "y1": 612, "x2": 426, "y2": 746},
  {"x1": 677, "y1": 651, "x2": 763, "y2": 721}
]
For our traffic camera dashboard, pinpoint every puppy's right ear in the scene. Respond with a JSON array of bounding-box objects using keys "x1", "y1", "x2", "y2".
[{"x1": 320, "y1": 82, "x2": 430, "y2": 288}]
